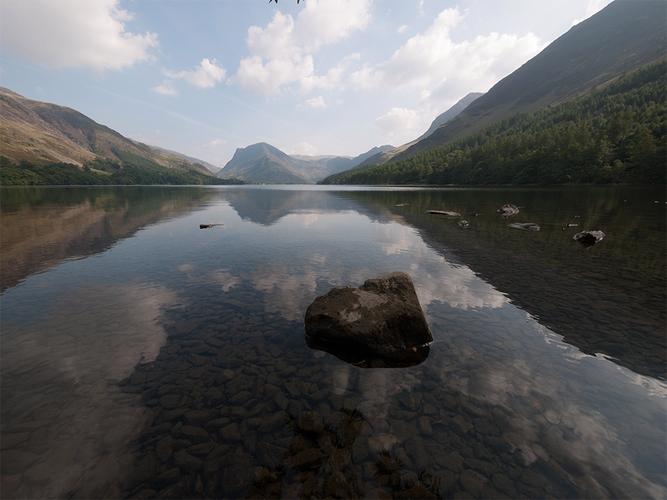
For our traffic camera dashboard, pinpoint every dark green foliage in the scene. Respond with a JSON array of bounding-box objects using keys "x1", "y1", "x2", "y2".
[
  {"x1": 324, "y1": 62, "x2": 667, "y2": 186},
  {"x1": 0, "y1": 158, "x2": 243, "y2": 186}
]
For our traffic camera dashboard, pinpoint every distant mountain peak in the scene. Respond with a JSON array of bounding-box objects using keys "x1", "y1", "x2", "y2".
[{"x1": 218, "y1": 143, "x2": 397, "y2": 184}]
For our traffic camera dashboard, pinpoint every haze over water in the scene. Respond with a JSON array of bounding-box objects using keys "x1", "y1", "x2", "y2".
[{"x1": 1, "y1": 185, "x2": 665, "y2": 499}]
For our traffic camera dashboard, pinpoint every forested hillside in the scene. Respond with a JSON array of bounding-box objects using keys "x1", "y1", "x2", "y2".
[{"x1": 323, "y1": 62, "x2": 666, "y2": 185}]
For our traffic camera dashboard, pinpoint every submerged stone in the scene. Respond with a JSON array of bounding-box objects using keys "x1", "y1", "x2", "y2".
[
  {"x1": 304, "y1": 272, "x2": 432, "y2": 368},
  {"x1": 508, "y1": 222, "x2": 540, "y2": 231},
  {"x1": 427, "y1": 210, "x2": 461, "y2": 217}
]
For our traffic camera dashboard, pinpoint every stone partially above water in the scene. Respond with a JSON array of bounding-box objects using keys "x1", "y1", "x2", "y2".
[
  {"x1": 304, "y1": 272, "x2": 432, "y2": 367},
  {"x1": 573, "y1": 230, "x2": 605, "y2": 247},
  {"x1": 497, "y1": 204, "x2": 519, "y2": 216}
]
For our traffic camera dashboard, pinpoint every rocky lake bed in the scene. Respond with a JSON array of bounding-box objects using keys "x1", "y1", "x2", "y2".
[{"x1": 1, "y1": 186, "x2": 665, "y2": 499}]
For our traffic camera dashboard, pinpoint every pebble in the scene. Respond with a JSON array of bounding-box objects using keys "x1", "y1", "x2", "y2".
[
  {"x1": 460, "y1": 469, "x2": 487, "y2": 495},
  {"x1": 220, "y1": 422, "x2": 241, "y2": 442},
  {"x1": 179, "y1": 425, "x2": 209, "y2": 443}
]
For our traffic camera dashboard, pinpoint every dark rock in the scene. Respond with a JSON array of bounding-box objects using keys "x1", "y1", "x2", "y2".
[
  {"x1": 491, "y1": 472, "x2": 516, "y2": 495},
  {"x1": 159, "y1": 394, "x2": 182, "y2": 409},
  {"x1": 497, "y1": 204, "x2": 519, "y2": 216},
  {"x1": 428, "y1": 210, "x2": 461, "y2": 217},
  {"x1": 391, "y1": 470, "x2": 418, "y2": 490},
  {"x1": 304, "y1": 272, "x2": 432, "y2": 367},
  {"x1": 125, "y1": 453, "x2": 158, "y2": 490},
  {"x1": 174, "y1": 449, "x2": 203, "y2": 472},
  {"x1": 460, "y1": 469, "x2": 487, "y2": 495},
  {"x1": 152, "y1": 468, "x2": 180, "y2": 489},
  {"x1": 418, "y1": 416, "x2": 433, "y2": 434},
  {"x1": 187, "y1": 442, "x2": 216, "y2": 457},
  {"x1": 205, "y1": 418, "x2": 230, "y2": 429},
  {"x1": 199, "y1": 224, "x2": 223, "y2": 229},
  {"x1": 441, "y1": 452, "x2": 464, "y2": 472},
  {"x1": 508, "y1": 222, "x2": 540, "y2": 231},
  {"x1": 297, "y1": 411, "x2": 324, "y2": 434},
  {"x1": 156, "y1": 436, "x2": 174, "y2": 462},
  {"x1": 394, "y1": 485, "x2": 437, "y2": 499},
  {"x1": 179, "y1": 425, "x2": 209, "y2": 443},
  {"x1": 430, "y1": 470, "x2": 457, "y2": 496},
  {"x1": 286, "y1": 448, "x2": 324, "y2": 469},
  {"x1": 185, "y1": 409, "x2": 218, "y2": 426},
  {"x1": 220, "y1": 423, "x2": 241, "y2": 442},
  {"x1": 573, "y1": 230, "x2": 605, "y2": 247}
]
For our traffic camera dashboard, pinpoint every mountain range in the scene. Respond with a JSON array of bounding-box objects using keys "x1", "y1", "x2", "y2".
[
  {"x1": 216, "y1": 143, "x2": 394, "y2": 184},
  {"x1": 357, "y1": 92, "x2": 484, "y2": 168},
  {"x1": 324, "y1": 0, "x2": 666, "y2": 184},
  {"x1": 389, "y1": 0, "x2": 666, "y2": 163},
  {"x1": 1, "y1": 0, "x2": 663, "y2": 187},
  {"x1": 0, "y1": 87, "x2": 232, "y2": 185}
]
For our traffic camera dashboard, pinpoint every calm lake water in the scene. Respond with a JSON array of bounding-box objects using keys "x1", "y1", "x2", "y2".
[{"x1": 1, "y1": 185, "x2": 665, "y2": 499}]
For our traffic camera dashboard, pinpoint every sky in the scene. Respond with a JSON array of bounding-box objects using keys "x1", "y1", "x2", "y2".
[{"x1": 0, "y1": 0, "x2": 612, "y2": 167}]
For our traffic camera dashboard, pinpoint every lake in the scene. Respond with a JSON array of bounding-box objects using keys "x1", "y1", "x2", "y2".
[{"x1": 1, "y1": 185, "x2": 665, "y2": 499}]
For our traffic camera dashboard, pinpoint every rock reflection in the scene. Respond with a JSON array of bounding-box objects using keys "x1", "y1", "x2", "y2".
[
  {"x1": 2, "y1": 186, "x2": 665, "y2": 499},
  {"x1": 306, "y1": 336, "x2": 430, "y2": 368}
]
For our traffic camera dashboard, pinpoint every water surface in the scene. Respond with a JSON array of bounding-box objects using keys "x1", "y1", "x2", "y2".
[{"x1": 1, "y1": 185, "x2": 665, "y2": 499}]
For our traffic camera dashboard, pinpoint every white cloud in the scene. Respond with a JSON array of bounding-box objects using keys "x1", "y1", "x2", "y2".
[
  {"x1": 397, "y1": 25, "x2": 409, "y2": 34},
  {"x1": 353, "y1": 8, "x2": 542, "y2": 99},
  {"x1": 375, "y1": 107, "x2": 422, "y2": 143},
  {"x1": 571, "y1": 0, "x2": 612, "y2": 26},
  {"x1": 304, "y1": 96, "x2": 327, "y2": 109},
  {"x1": 234, "y1": 0, "x2": 371, "y2": 94},
  {"x1": 206, "y1": 138, "x2": 227, "y2": 148},
  {"x1": 0, "y1": 0, "x2": 157, "y2": 71},
  {"x1": 166, "y1": 58, "x2": 226, "y2": 89},
  {"x1": 291, "y1": 141, "x2": 318, "y2": 156},
  {"x1": 152, "y1": 81, "x2": 177, "y2": 96}
]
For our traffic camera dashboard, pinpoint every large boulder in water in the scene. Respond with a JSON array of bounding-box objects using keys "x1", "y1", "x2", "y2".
[{"x1": 304, "y1": 273, "x2": 432, "y2": 367}]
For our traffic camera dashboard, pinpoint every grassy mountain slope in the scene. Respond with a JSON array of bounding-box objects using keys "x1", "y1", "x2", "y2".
[
  {"x1": 392, "y1": 0, "x2": 667, "y2": 163},
  {"x1": 323, "y1": 61, "x2": 666, "y2": 185},
  {"x1": 0, "y1": 87, "x2": 235, "y2": 185}
]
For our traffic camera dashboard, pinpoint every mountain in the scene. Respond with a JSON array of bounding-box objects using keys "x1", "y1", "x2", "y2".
[
  {"x1": 391, "y1": 0, "x2": 666, "y2": 162},
  {"x1": 323, "y1": 60, "x2": 666, "y2": 185},
  {"x1": 217, "y1": 143, "x2": 394, "y2": 184},
  {"x1": 0, "y1": 87, "x2": 233, "y2": 185},
  {"x1": 417, "y1": 92, "x2": 484, "y2": 141},
  {"x1": 147, "y1": 145, "x2": 220, "y2": 174},
  {"x1": 356, "y1": 93, "x2": 483, "y2": 168}
]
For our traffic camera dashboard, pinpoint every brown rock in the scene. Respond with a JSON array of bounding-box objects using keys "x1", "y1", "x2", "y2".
[{"x1": 304, "y1": 272, "x2": 431, "y2": 367}]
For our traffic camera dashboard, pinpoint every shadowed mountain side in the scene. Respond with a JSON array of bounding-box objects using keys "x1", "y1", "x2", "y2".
[
  {"x1": 0, "y1": 187, "x2": 215, "y2": 291},
  {"x1": 334, "y1": 188, "x2": 667, "y2": 380},
  {"x1": 393, "y1": 0, "x2": 667, "y2": 162}
]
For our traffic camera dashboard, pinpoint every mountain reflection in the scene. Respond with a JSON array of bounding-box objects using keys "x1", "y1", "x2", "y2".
[
  {"x1": 1, "y1": 186, "x2": 664, "y2": 499},
  {"x1": 0, "y1": 187, "x2": 214, "y2": 291},
  {"x1": 333, "y1": 187, "x2": 666, "y2": 381}
]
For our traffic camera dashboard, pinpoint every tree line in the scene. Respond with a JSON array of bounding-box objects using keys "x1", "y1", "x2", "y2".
[{"x1": 324, "y1": 61, "x2": 666, "y2": 185}]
